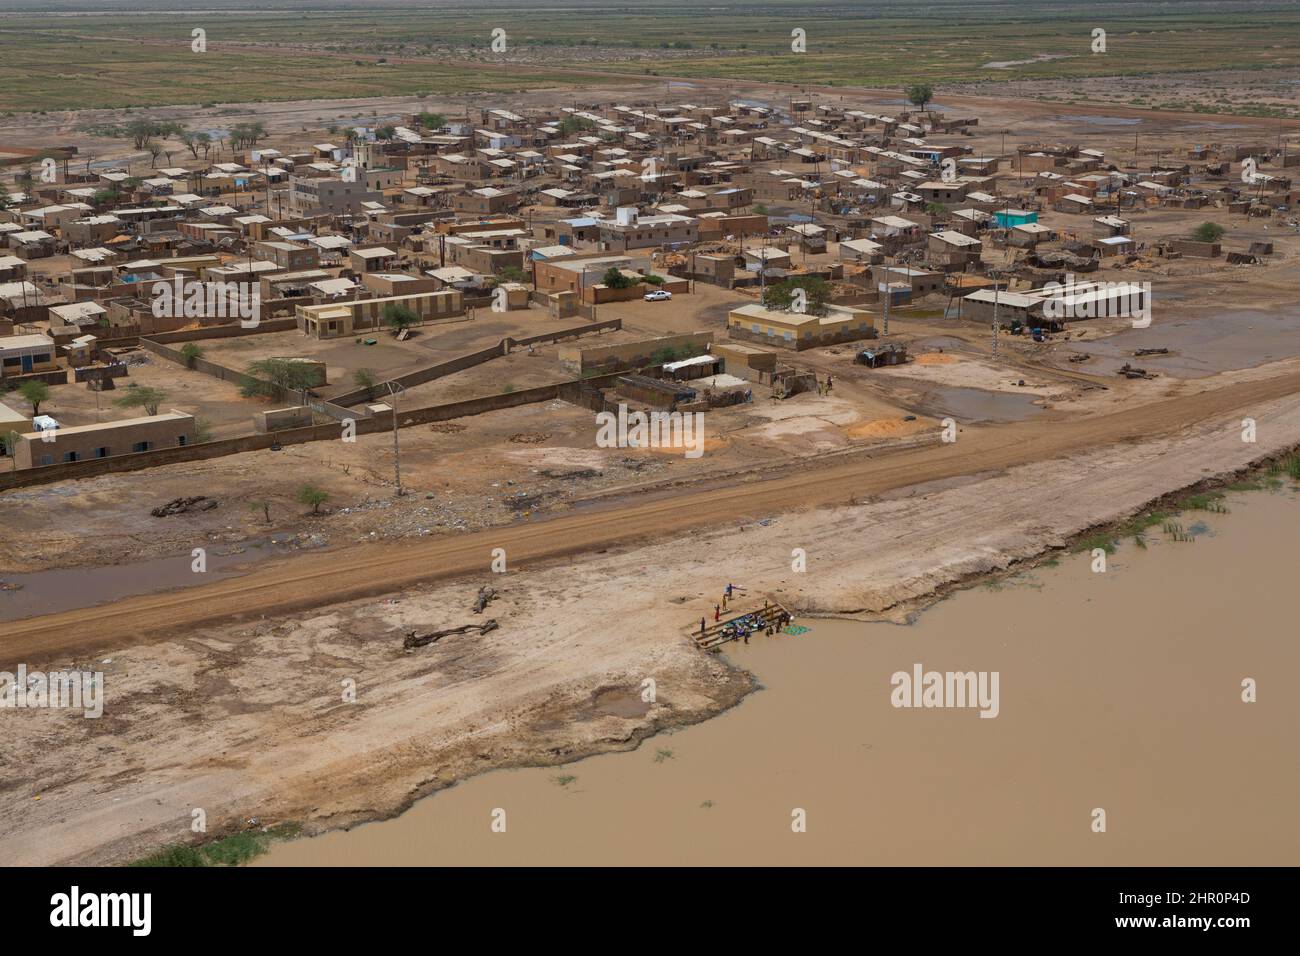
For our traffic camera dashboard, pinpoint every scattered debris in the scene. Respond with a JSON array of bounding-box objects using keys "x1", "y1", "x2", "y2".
[
  {"x1": 1118, "y1": 363, "x2": 1157, "y2": 380},
  {"x1": 473, "y1": 585, "x2": 496, "y2": 614},
  {"x1": 509, "y1": 432, "x2": 550, "y2": 444},
  {"x1": 429, "y1": 422, "x2": 467, "y2": 434},
  {"x1": 540, "y1": 468, "x2": 602, "y2": 481},
  {"x1": 506, "y1": 490, "x2": 555, "y2": 512},
  {"x1": 151, "y1": 496, "x2": 218, "y2": 517},
  {"x1": 1134, "y1": 347, "x2": 1169, "y2": 356},
  {"x1": 403, "y1": 619, "x2": 499, "y2": 649}
]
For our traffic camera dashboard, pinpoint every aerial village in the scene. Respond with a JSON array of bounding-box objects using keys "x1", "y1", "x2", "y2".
[
  {"x1": 5, "y1": 59, "x2": 1300, "y2": 874},
  {"x1": 0, "y1": 91, "x2": 1295, "y2": 569}
]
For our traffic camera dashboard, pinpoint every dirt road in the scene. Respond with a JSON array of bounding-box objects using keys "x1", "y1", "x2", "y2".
[{"x1": 7, "y1": 366, "x2": 1299, "y2": 665}]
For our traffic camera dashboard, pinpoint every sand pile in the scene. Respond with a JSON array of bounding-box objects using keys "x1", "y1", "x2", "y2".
[
  {"x1": 847, "y1": 418, "x2": 928, "y2": 439},
  {"x1": 915, "y1": 352, "x2": 959, "y2": 366}
]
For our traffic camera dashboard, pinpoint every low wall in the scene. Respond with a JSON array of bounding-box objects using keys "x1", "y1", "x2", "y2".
[
  {"x1": 73, "y1": 363, "x2": 129, "y2": 383},
  {"x1": 0, "y1": 369, "x2": 69, "y2": 388},
  {"x1": 140, "y1": 315, "x2": 619, "y2": 412},
  {"x1": 254, "y1": 406, "x2": 315, "y2": 433},
  {"x1": 558, "y1": 330, "x2": 711, "y2": 373},
  {"x1": 1168, "y1": 239, "x2": 1221, "y2": 258},
  {"x1": 0, "y1": 371, "x2": 628, "y2": 490},
  {"x1": 145, "y1": 318, "x2": 299, "y2": 344},
  {"x1": 138, "y1": 338, "x2": 292, "y2": 403},
  {"x1": 328, "y1": 318, "x2": 622, "y2": 407}
]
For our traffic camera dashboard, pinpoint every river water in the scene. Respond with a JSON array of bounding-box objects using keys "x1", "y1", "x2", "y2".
[{"x1": 261, "y1": 486, "x2": 1300, "y2": 865}]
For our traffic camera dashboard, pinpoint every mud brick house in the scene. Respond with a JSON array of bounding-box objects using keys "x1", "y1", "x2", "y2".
[
  {"x1": 727, "y1": 303, "x2": 874, "y2": 351},
  {"x1": 12, "y1": 412, "x2": 196, "y2": 469}
]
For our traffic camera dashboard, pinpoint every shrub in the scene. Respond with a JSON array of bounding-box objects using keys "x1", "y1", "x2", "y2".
[
  {"x1": 297, "y1": 484, "x2": 328, "y2": 514},
  {"x1": 1192, "y1": 222, "x2": 1225, "y2": 243}
]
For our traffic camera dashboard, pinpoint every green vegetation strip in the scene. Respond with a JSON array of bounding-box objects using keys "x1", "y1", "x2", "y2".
[
  {"x1": 130, "y1": 822, "x2": 301, "y2": 867},
  {"x1": 4, "y1": 3, "x2": 1300, "y2": 111},
  {"x1": 1070, "y1": 459, "x2": 1300, "y2": 555}
]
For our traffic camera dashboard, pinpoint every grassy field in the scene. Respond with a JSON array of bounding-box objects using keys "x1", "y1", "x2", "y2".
[
  {"x1": 0, "y1": 36, "x2": 607, "y2": 113},
  {"x1": 1, "y1": 1, "x2": 1299, "y2": 112}
]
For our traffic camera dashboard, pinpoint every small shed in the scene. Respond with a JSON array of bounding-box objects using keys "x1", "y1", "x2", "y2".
[
  {"x1": 662, "y1": 353, "x2": 721, "y2": 381},
  {"x1": 855, "y1": 343, "x2": 908, "y2": 368}
]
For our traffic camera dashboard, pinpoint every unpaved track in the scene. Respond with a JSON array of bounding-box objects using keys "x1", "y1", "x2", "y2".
[{"x1": 7, "y1": 369, "x2": 1300, "y2": 664}]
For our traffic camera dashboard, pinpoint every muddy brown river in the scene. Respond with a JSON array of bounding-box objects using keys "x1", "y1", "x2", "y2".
[{"x1": 260, "y1": 486, "x2": 1300, "y2": 865}]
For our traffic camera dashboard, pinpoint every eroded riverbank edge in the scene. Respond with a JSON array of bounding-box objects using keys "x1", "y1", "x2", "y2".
[{"x1": 6, "y1": 391, "x2": 1300, "y2": 866}]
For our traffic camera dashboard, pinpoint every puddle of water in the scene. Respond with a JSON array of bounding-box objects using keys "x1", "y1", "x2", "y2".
[
  {"x1": 915, "y1": 335, "x2": 967, "y2": 353},
  {"x1": 591, "y1": 688, "x2": 652, "y2": 719},
  {"x1": 1057, "y1": 114, "x2": 1141, "y2": 126},
  {"x1": 915, "y1": 385, "x2": 1042, "y2": 423},
  {"x1": 260, "y1": 488, "x2": 1300, "y2": 866},
  {"x1": 983, "y1": 54, "x2": 1072, "y2": 69},
  {"x1": 1064, "y1": 309, "x2": 1300, "y2": 378},
  {"x1": 0, "y1": 536, "x2": 293, "y2": 620}
]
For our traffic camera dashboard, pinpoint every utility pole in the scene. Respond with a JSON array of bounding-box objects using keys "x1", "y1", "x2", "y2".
[
  {"x1": 991, "y1": 271, "x2": 1000, "y2": 360},
  {"x1": 385, "y1": 381, "x2": 406, "y2": 497},
  {"x1": 881, "y1": 256, "x2": 891, "y2": 336}
]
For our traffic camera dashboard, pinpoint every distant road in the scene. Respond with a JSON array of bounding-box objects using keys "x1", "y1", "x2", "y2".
[{"x1": 6, "y1": 367, "x2": 1300, "y2": 665}]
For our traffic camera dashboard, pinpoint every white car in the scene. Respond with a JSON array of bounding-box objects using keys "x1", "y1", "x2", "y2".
[{"x1": 643, "y1": 289, "x2": 673, "y2": 301}]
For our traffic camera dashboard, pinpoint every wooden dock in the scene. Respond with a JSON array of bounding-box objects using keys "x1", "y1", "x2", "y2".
[{"x1": 693, "y1": 602, "x2": 792, "y2": 650}]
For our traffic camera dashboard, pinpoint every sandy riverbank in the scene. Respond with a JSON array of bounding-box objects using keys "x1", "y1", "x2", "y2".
[{"x1": 5, "y1": 369, "x2": 1300, "y2": 864}]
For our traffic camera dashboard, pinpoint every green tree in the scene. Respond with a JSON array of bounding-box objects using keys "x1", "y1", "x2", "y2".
[
  {"x1": 382, "y1": 303, "x2": 418, "y2": 334},
  {"x1": 250, "y1": 500, "x2": 271, "y2": 524},
  {"x1": 414, "y1": 112, "x2": 446, "y2": 130},
  {"x1": 353, "y1": 368, "x2": 377, "y2": 398},
  {"x1": 124, "y1": 119, "x2": 182, "y2": 151},
  {"x1": 225, "y1": 122, "x2": 266, "y2": 149},
  {"x1": 557, "y1": 115, "x2": 596, "y2": 136},
  {"x1": 179, "y1": 342, "x2": 204, "y2": 368},
  {"x1": 181, "y1": 130, "x2": 212, "y2": 160},
  {"x1": 906, "y1": 83, "x2": 935, "y2": 112},
  {"x1": 243, "y1": 358, "x2": 320, "y2": 404},
  {"x1": 763, "y1": 276, "x2": 832, "y2": 316},
  {"x1": 18, "y1": 379, "x2": 49, "y2": 416},
  {"x1": 298, "y1": 484, "x2": 328, "y2": 515},
  {"x1": 115, "y1": 385, "x2": 167, "y2": 416},
  {"x1": 1193, "y1": 222, "x2": 1225, "y2": 243},
  {"x1": 125, "y1": 118, "x2": 160, "y2": 150},
  {"x1": 602, "y1": 266, "x2": 635, "y2": 289},
  {"x1": 926, "y1": 201, "x2": 947, "y2": 217},
  {"x1": 2, "y1": 430, "x2": 21, "y2": 473}
]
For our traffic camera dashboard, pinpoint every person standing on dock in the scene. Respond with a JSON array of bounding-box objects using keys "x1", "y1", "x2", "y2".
[
  {"x1": 722, "y1": 593, "x2": 728, "y2": 611},
  {"x1": 700, "y1": 618, "x2": 706, "y2": 636},
  {"x1": 714, "y1": 604, "x2": 721, "y2": 622}
]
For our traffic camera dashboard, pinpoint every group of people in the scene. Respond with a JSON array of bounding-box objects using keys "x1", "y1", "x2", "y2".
[
  {"x1": 698, "y1": 588, "x2": 795, "y2": 645},
  {"x1": 715, "y1": 582, "x2": 742, "y2": 617}
]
